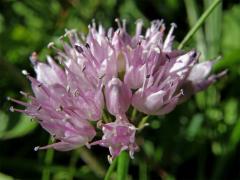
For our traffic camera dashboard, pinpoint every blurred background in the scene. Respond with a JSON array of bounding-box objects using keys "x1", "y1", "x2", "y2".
[{"x1": 0, "y1": 0, "x2": 240, "y2": 179}]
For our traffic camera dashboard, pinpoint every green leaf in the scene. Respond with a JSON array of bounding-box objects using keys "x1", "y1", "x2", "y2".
[
  {"x1": 215, "y1": 4, "x2": 240, "y2": 70},
  {"x1": 178, "y1": 0, "x2": 222, "y2": 50},
  {"x1": 186, "y1": 114, "x2": 204, "y2": 140},
  {"x1": 0, "y1": 172, "x2": 14, "y2": 180},
  {"x1": 0, "y1": 112, "x2": 37, "y2": 140}
]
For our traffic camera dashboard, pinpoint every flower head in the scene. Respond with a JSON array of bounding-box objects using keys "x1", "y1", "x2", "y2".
[{"x1": 9, "y1": 19, "x2": 225, "y2": 159}]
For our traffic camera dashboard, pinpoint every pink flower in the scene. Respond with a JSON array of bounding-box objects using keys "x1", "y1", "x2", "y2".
[
  {"x1": 9, "y1": 19, "x2": 225, "y2": 159},
  {"x1": 91, "y1": 115, "x2": 138, "y2": 160}
]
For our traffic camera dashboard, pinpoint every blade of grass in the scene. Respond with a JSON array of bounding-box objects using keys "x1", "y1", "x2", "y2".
[
  {"x1": 204, "y1": 0, "x2": 222, "y2": 58},
  {"x1": 178, "y1": 0, "x2": 222, "y2": 50},
  {"x1": 139, "y1": 161, "x2": 147, "y2": 180},
  {"x1": 41, "y1": 138, "x2": 54, "y2": 180},
  {"x1": 68, "y1": 151, "x2": 79, "y2": 180},
  {"x1": 104, "y1": 157, "x2": 118, "y2": 180},
  {"x1": 77, "y1": 147, "x2": 106, "y2": 177},
  {"x1": 211, "y1": 118, "x2": 240, "y2": 180},
  {"x1": 117, "y1": 151, "x2": 129, "y2": 180},
  {"x1": 184, "y1": 0, "x2": 207, "y2": 59}
]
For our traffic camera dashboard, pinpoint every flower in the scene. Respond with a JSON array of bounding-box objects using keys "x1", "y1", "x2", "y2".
[
  {"x1": 91, "y1": 115, "x2": 138, "y2": 161},
  {"x1": 9, "y1": 19, "x2": 225, "y2": 159}
]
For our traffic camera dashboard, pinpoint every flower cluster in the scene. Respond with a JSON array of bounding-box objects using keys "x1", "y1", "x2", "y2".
[{"x1": 9, "y1": 19, "x2": 226, "y2": 160}]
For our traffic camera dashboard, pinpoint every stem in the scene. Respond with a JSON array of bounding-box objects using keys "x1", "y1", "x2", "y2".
[
  {"x1": 103, "y1": 111, "x2": 111, "y2": 123},
  {"x1": 68, "y1": 151, "x2": 79, "y2": 180},
  {"x1": 104, "y1": 158, "x2": 118, "y2": 180},
  {"x1": 117, "y1": 151, "x2": 129, "y2": 180},
  {"x1": 77, "y1": 147, "x2": 106, "y2": 177},
  {"x1": 139, "y1": 161, "x2": 147, "y2": 180},
  {"x1": 184, "y1": 0, "x2": 207, "y2": 59},
  {"x1": 131, "y1": 108, "x2": 137, "y2": 121},
  {"x1": 178, "y1": 0, "x2": 222, "y2": 50},
  {"x1": 204, "y1": 0, "x2": 222, "y2": 59},
  {"x1": 137, "y1": 116, "x2": 149, "y2": 130},
  {"x1": 41, "y1": 138, "x2": 54, "y2": 180}
]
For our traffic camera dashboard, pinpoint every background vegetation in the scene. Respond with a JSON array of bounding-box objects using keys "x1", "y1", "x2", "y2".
[{"x1": 0, "y1": 0, "x2": 240, "y2": 179}]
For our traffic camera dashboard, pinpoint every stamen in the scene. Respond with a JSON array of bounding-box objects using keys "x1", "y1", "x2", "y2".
[
  {"x1": 85, "y1": 43, "x2": 90, "y2": 49},
  {"x1": 82, "y1": 65, "x2": 86, "y2": 72},
  {"x1": 97, "y1": 120, "x2": 103, "y2": 129},
  {"x1": 37, "y1": 106, "x2": 42, "y2": 111},
  {"x1": 85, "y1": 142, "x2": 91, "y2": 149},
  {"x1": 19, "y1": 91, "x2": 28, "y2": 97},
  {"x1": 47, "y1": 42, "x2": 55, "y2": 48},
  {"x1": 66, "y1": 85, "x2": 70, "y2": 93},
  {"x1": 107, "y1": 155, "x2": 113, "y2": 164},
  {"x1": 166, "y1": 54, "x2": 170, "y2": 60},
  {"x1": 22, "y1": 70, "x2": 29, "y2": 76},
  {"x1": 9, "y1": 106, "x2": 14, "y2": 112},
  {"x1": 7, "y1": 97, "x2": 28, "y2": 106},
  {"x1": 74, "y1": 44, "x2": 83, "y2": 53},
  {"x1": 34, "y1": 146, "x2": 40, "y2": 151},
  {"x1": 9, "y1": 106, "x2": 25, "y2": 113},
  {"x1": 74, "y1": 89, "x2": 80, "y2": 97},
  {"x1": 180, "y1": 89, "x2": 184, "y2": 96},
  {"x1": 122, "y1": 19, "x2": 126, "y2": 30},
  {"x1": 115, "y1": 18, "x2": 122, "y2": 28},
  {"x1": 56, "y1": 105, "x2": 63, "y2": 112}
]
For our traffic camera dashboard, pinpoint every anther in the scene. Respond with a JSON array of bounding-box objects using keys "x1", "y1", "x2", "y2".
[
  {"x1": 85, "y1": 43, "x2": 90, "y2": 49},
  {"x1": 22, "y1": 70, "x2": 29, "y2": 75},
  {"x1": 75, "y1": 44, "x2": 83, "y2": 53},
  {"x1": 37, "y1": 83, "x2": 42, "y2": 87},
  {"x1": 107, "y1": 155, "x2": 113, "y2": 164},
  {"x1": 180, "y1": 89, "x2": 184, "y2": 96},
  {"x1": 9, "y1": 106, "x2": 14, "y2": 112},
  {"x1": 47, "y1": 42, "x2": 55, "y2": 48},
  {"x1": 56, "y1": 105, "x2": 63, "y2": 112},
  {"x1": 74, "y1": 89, "x2": 80, "y2": 97},
  {"x1": 85, "y1": 142, "x2": 91, "y2": 149},
  {"x1": 166, "y1": 54, "x2": 171, "y2": 60},
  {"x1": 115, "y1": 18, "x2": 121, "y2": 28},
  {"x1": 66, "y1": 85, "x2": 70, "y2": 93},
  {"x1": 34, "y1": 146, "x2": 40, "y2": 151},
  {"x1": 37, "y1": 106, "x2": 42, "y2": 111},
  {"x1": 82, "y1": 65, "x2": 86, "y2": 72}
]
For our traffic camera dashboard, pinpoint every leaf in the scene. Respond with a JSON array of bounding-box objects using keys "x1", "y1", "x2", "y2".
[
  {"x1": 216, "y1": 4, "x2": 240, "y2": 70},
  {"x1": 0, "y1": 172, "x2": 14, "y2": 180},
  {"x1": 0, "y1": 111, "x2": 37, "y2": 140},
  {"x1": 186, "y1": 113, "x2": 204, "y2": 140}
]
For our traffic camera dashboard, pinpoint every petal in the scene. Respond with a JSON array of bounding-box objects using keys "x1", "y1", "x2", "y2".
[
  {"x1": 170, "y1": 50, "x2": 197, "y2": 73},
  {"x1": 105, "y1": 78, "x2": 132, "y2": 115},
  {"x1": 188, "y1": 61, "x2": 213, "y2": 82}
]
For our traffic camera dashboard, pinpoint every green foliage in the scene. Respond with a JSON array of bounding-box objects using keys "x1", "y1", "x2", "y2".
[{"x1": 0, "y1": 0, "x2": 240, "y2": 179}]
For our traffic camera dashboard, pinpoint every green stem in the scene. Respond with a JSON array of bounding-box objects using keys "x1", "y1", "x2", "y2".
[
  {"x1": 204, "y1": 0, "x2": 222, "y2": 59},
  {"x1": 104, "y1": 158, "x2": 118, "y2": 180},
  {"x1": 178, "y1": 0, "x2": 222, "y2": 50},
  {"x1": 184, "y1": 0, "x2": 207, "y2": 59},
  {"x1": 117, "y1": 151, "x2": 129, "y2": 180},
  {"x1": 131, "y1": 108, "x2": 137, "y2": 121},
  {"x1": 103, "y1": 111, "x2": 111, "y2": 123},
  {"x1": 68, "y1": 151, "x2": 79, "y2": 180},
  {"x1": 41, "y1": 138, "x2": 54, "y2": 180},
  {"x1": 77, "y1": 147, "x2": 106, "y2": 177},
  {"x1": 137, "y1": 116, "x2": 149, "y2": 130},
  {"x1": 139, "y1": 161, "x2": 147, "y2": 180}
]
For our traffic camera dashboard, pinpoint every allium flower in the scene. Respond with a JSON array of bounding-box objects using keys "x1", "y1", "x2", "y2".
[
  {"x1": 9, "y1": 19, "x2": 226, "y2": 159},
  {"x1": 91, "y1": 115, "x2": 138, "y2": 161}
]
